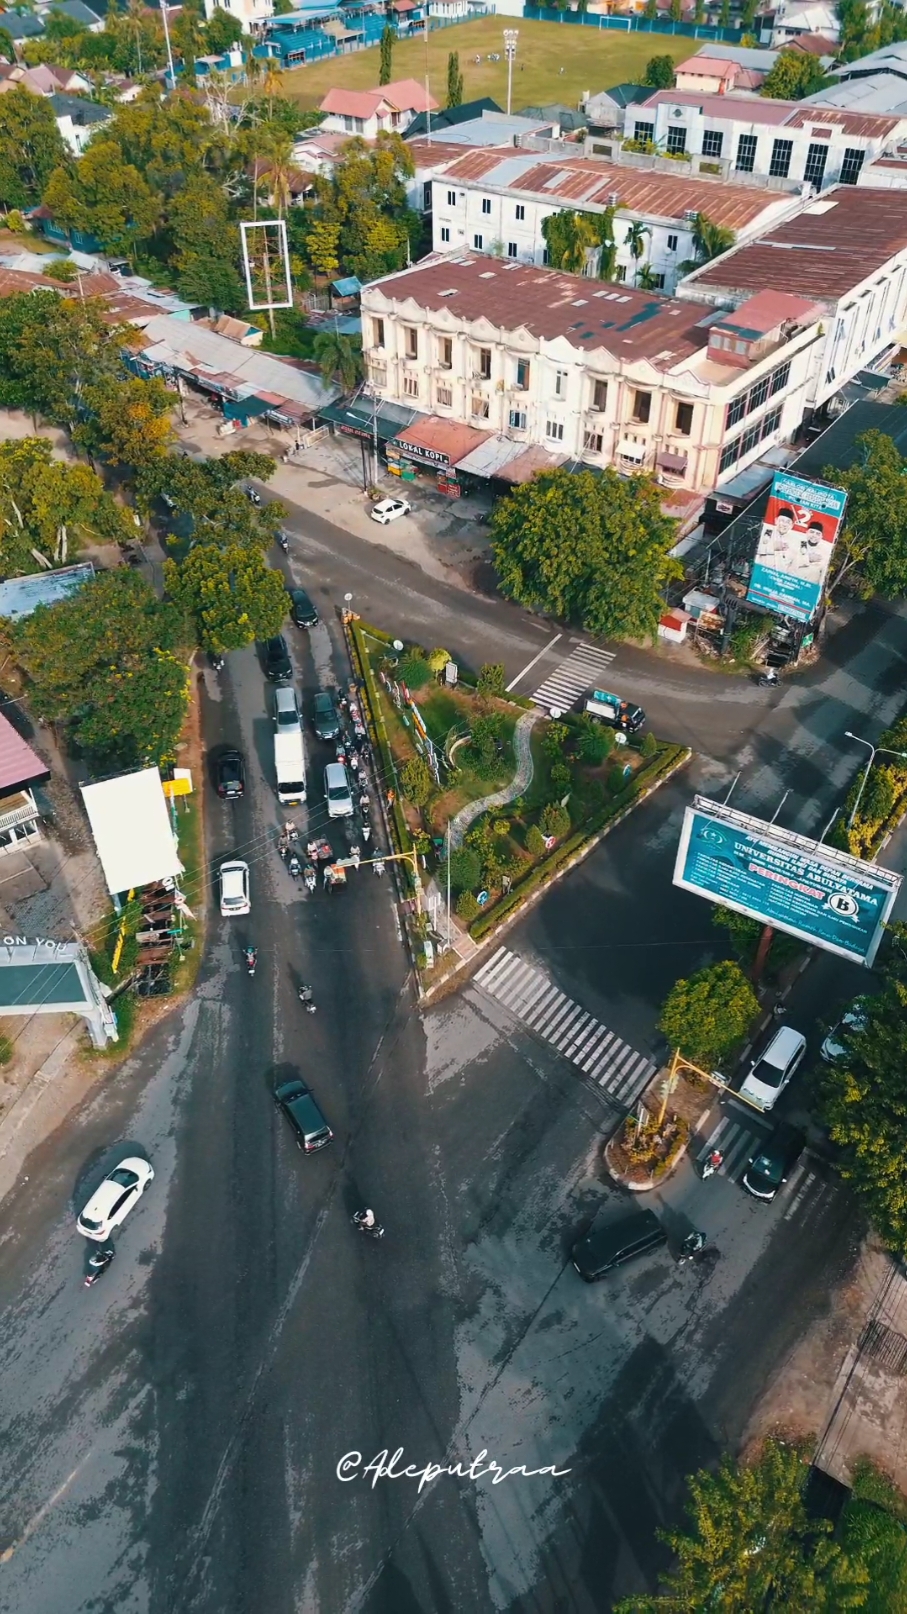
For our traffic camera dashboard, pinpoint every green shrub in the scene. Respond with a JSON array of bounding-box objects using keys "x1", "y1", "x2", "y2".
[
  {"x1": 427, "y1": 647, "x2": 450, "y2": 674},
  {"x1": 470, "y1": 712, "x2": 505, "y2": 778},
  {"x1": 456, "y1": 890, "x2": 480, "y2": 921},
  {"x1": 477, "y1": 661, "x2": 506, "y2": 696},
  {"x1": 0, "y1": 1034, "x2": 12, "y2": 1065},
  {"x1": 575, "y1": 719, "x2": 613, "y2": 764},
  {"x1": 400, "y1": 754, "x2": 433, "y2": 805},
  {"x1": 541, "y1": 721, "x2": 569, "y2": 760},
  {"x1": 526, "y1": 824, "x2": 546, "y2": 857},
  {"x1": 540, "y1": 802, "x2": 570, "y2": 839},
  {"x1": 608, "y1": 764, "x2": 631, "y2": 793},
  {"x1": 639, "y1": 730, "x2": 658, "y2": 759},
  {"x1": 398, "y1": 655, "x2": 432, "y2": 690},
  {"x1": 549, "y1": 761, "x2": 572, "y2": 795},
  {"x1": 446, "y1": 846, "x2": 481, "y2": 893}
]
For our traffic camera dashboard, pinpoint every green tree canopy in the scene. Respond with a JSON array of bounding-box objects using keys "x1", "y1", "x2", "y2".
[
  {"x1": 138, "y1": 450, "x2": 281, "y2": 546},
  {"x1": 761, "y1": 48, "x2": 829, "y2": 100},
  {"x1": 446, "y1": 50, "x2": 464, "y2": 109},
  {"x1": 75, "y1": 374, "x2": 175, "y2": 470},
  {"x1": 677, "y1": 213, "x2": 735, "y2": 274},
  {"x1": 167, "y1": 174, "x2": 245, "y2": 312},
  {"x1": 825, "y1": 430, "x2": 907, "y2": 598},
  {"x1": 616, "y1": 1439, "x2": 869, "y2": 1613},
  {"x1": 0, "y1": 291, "x2": 125, "y2": 424},
  {"x1": 542, "y1": 207, "x2": 616, "y2": 277},
  {"x1": 13, "y1": 569, "x2": 189, "y2": 770},
  {"x1": 305, "y1": 133, "x2": 418, "y2": 281},
  {"x1": 379, "y1": 24, "x2": 394, "y2": 86},
  {"x1": 44, "y1": 138, "x2": 158, "y2": 258},
  {"x1": 164, "y1": 542, "x2": 288, "y2": 651},
  {"x1": 0, "y1": 86, "x2": 69, "y2": 210},
  {"x1": 643, "y1": 56, "x2": 675, "y2": 89},
  {"x1": 204, "y1": 8, "x2": 244, "y2": 52},
  {"x1": 490, "y1": 467, "x2": 680, "y2": 641},
  {"x1": 312, "y1": 329, "x2": 364, "y2": 392},
  {"x1": 0, "y1": 436, "x2": 134, "y2": 574},
  {"x1": 659, "y1": 960, "x2": 758, "y2": 1070}
]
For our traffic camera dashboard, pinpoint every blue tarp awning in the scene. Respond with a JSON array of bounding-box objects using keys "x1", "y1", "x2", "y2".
[{"x1": 331, "y1": 276, "x2": 362, "y2": 298}]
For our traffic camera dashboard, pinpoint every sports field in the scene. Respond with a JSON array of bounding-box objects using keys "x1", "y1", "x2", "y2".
[{"x1": 280, "y1": 17, "x2": 689, "y2": 114}]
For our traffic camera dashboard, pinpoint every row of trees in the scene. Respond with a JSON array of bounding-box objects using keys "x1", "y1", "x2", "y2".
[{"x1": 617, "y1": 1439, "x2": 907, "y2": 1611}]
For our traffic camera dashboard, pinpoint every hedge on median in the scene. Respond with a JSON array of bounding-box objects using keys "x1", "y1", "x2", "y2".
[{"x1": 467, "y1": 743, "x2": 690, "y2": 941}]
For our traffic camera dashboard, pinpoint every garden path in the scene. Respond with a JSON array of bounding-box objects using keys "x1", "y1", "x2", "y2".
[{"x1": 448, "y1": 709, "x2": 539, "y2": 849}]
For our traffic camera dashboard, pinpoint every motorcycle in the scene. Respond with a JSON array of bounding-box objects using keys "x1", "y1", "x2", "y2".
[
  {"x1": 209, "y1": 652, "x2": 225, "y2": 674},
  {"x1": 276, "y1": 530, "x2": 289, "y2": 553},
  {"x1": 701, "y1": 1150, "x2": 723, "y2": 1180},
  {"x1": 245, "y1": 946, "x2": 257, "y2": 977},
  {"x1": 288, "y1": 852, "x2": 301, "y2": 879},
  {"x1": 757, "y1": 669, "x2": 779, "y2": 687},
  {"x1": 373, "y1": 858, "x2": 385, "y2": 877},
  {"x1": 353, "y1": 1210, "x2": 385, "y2": 1240},
  {"x1": 84, "y1": 1242, "x2": 115, "y2": 1288},
  {"x1": 677, "y1": 1230, "x2": 706, "y2": 1266},
  {"x1": 246, "y1": 487, "x2": 262, "y2": 507},
  {"x1": 303, "y1": 863, "x2": 316, "y2": 893},
  {"x1": 362, "y1": 823, "x2": 372, "y2": 843},
  {"x1": 298, "y1": 983, "x2": 316, "y2": 1014}
]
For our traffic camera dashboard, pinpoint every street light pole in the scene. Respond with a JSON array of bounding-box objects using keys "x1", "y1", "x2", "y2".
[
  {"x1": 504, "y1": 29, "x2": 518, "y2": 117},
  {"x1": 844, "y1": 731, "x2": 907, "y2": 829},
  {"x1": 159, "y1": 0, "x2": 176, "y2": 89}
]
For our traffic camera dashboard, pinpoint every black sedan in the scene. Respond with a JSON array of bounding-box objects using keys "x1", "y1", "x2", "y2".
[
  {"x1": 275, "y1": 1079, "x2": 333, "y2": 1153},
  {"x1": 313, "y1": 690, "x2": 340, "y2": 741},
  {"x1": 742, "y1": 1124, "x2": 805, "y2": 1202},
  {"x1": 263, "y1": 634, "x2": 292, "y2": 681},
  {"x1": 216, "y1": 748, "x2": 245, "y2": 800},
  {"x1": 288, "y1": 586, "x2": 318, "y2": 629}
]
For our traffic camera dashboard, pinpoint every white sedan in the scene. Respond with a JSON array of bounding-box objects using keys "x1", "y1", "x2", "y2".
[
  {"x1": 370, "y1": 497, "x2": 412, "y2": 525},
  {"x1": 219, "y1": 858, "x2": 250, "y2": 917},
  {"x1": 77, "y1": 1157, "x2": 154, "y2": 1241}
]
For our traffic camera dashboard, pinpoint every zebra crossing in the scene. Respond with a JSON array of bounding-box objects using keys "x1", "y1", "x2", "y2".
[
  {"x1": 531, "y1": 642, "x2": 616, "y2": 714},
  {"x1": 694, "y1": 1114, "x2": 772, "y2": 1184},
  {"x1": 473, "y1": 948, "x2": 656, "y2": 1107}
]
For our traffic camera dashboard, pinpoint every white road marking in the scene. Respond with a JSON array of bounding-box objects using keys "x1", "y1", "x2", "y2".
[
  {"x1": 505, "y1": 632, "x2": 563, "y2": 693},
  {"x1": 531, "y1": 642, "x2": 617, "y2": 712}
]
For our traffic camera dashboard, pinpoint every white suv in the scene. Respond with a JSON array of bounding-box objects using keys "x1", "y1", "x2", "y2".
[
  {"x1": 739, "y1": 1025, "x2": 806, "y2": 1112},
  {"x1": 273, "y1": 685, "x2": 300, "y2": 731},
  {"x1": 219, "y1": 859, "x2": 250, "y2": 916}
]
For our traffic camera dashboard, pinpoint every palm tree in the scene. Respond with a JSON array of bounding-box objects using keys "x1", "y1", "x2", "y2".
[
  {"x1": 678, "y1": 213, "x2": 736, "y2": 275},
  {"x1": 636, "y1": 263, "x2": 660, "y2": 292},
  {"x1": 262, "y1": 55, "x2": 285, "y2": 122},
  {"x1": 624, "y1": 219, "x2": 650, "y2": 280},
  {"x1": 313, "y1": 330, "x2": 365, "y2": 393}
]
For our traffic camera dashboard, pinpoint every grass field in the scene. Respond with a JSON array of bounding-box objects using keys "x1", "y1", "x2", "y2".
[{"x1": 280, "y1": 18, "x2": 689, "y2": 114}]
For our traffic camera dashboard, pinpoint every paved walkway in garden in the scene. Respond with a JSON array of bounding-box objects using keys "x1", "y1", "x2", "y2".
[{"x1": 449, "y1": 709, "x2": 539, "y2": 849}]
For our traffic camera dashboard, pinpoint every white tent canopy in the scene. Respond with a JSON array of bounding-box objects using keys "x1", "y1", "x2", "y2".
[{"x1": 81, "y1": 767, "x2": 182, "y2": 896}]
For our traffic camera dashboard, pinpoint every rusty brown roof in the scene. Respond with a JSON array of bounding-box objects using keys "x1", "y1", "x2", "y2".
[
  {"x1": 499, "y1": 154, "x2": 788, "y2": 232},
  {"x1": 369, "y1": 255, "x2": 713, "y2": 367},
  {"x1": 690, "y1": 186, "x2": 907, "y2": 301}
]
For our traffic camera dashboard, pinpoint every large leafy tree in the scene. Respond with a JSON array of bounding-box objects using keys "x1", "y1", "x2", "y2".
[
  {"x1": 643, "y1": 56, "x2": 675, "y2": 90},
  {"x1": 0, "y1": 86, "x2": 69, "y2": 210},
  {"x1": 825, "y1": 429, "x2": 907, "y2": 598},
  {"x1": 13, "y1": 570, "x2": 190, "y2": 771},
  {"x1": 164, "y1": 542, "x2": 288, "y2": 651},
  {"x1": 491, "y1": 467, "x2": 680, "y2": 640},
  {"x1": 313, "y1": 329, "x2": 363, "y2": 392},
  {"x1": 204, "y1": 8, "x2": 244, "y2": 53},
  {"x1": 0, "y1": 436, "x2": 134, "y2": 574},
  {"x1": 75, "y1": 375, "x2": 175, "y2": 469},
  {"x1": 167, "y1": 174, "x2": 245, "y2": 312},
  {"x1": 542, "y1": 207, "x2": 616, "y2": 277},
  {"x1": 306, "y1": 134, "x2": 418, "y2": 281},
  {"x1": 616, "y1": 1439, "x2": 868, "y2": 1612},
  {"x1": 659, "y1": 961, "x2": 758, "y2": 1070},
  {"x1": 818, "y1": 939, "x2": 907, "y2": 1249},
  {"x1": 43, "y1": 140, "x2": 158, "y2": 258},
  {"x1": 761, "y1": 48, "x2": 829, "y2": 100},
  {"x1": 0, "y1": 291, "x2": 125, "y2": 425},
  {"x1": 138, "y1": 449, "x2": 283, "y2": 547},
  {"x1": 678, "y1": 213, "x2": 735, "y2": 275}
]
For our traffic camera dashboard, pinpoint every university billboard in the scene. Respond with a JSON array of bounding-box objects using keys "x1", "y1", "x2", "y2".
[
  {"x1": 674, "y1": 798, "x2": 900, "y2": 967},
  {"x1": 746, "y1": 472, "x2": 847, "y2": 623}
]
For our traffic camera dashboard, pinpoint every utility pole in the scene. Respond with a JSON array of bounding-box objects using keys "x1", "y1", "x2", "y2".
[
  {"x1": 504, "y1": 29, "x2": 518, "y2": 118},
  {"x1": 159, "y1": 0, "x2": 176, "y2": 89}
]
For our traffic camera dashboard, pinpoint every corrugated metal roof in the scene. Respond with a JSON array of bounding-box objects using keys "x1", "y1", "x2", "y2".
[
  {"x1": 134, "y1": 315, "x2": 335, "y2": 412},
  {"x1": 0, "y1": 712, "x2": 48, "y2": 796},
  {"x1": 453, "y1": 435, "x2": 526, "y2": 477},
  {"x1": 0, "y1": 564, "x2": 95, "y2": 622}
]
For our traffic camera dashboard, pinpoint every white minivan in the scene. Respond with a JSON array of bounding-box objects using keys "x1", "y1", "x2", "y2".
[{"x1": 324, "y1": 761, "x2": 353, "y2": 818}]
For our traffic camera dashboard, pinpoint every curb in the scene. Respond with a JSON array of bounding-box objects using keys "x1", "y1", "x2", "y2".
[{"x1": 420, "y1": 748, "x2": 692, "y2": 1004}]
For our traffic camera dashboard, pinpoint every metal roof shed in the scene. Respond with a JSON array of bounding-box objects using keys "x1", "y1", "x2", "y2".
[{"x1": 81, "y1": 768, "x2": 182, "y2": 897}]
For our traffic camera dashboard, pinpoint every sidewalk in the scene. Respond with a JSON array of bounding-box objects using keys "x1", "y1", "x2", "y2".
[{"x1": 175, "y1": 401, "x2": 494, "y2": 591}]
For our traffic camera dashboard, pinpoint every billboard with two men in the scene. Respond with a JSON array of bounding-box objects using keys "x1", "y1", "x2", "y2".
[
  {"x1": 746, "y1": 471, "x2": 847, "y2": 623},
  {"x1": 674, "y1": 798, "x2": 901, "y2": 967}
]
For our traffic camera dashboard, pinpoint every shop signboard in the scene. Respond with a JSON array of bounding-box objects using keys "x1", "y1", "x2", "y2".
[{"x1": 674, "y1": 797, "x2": 900, "y2": 966}]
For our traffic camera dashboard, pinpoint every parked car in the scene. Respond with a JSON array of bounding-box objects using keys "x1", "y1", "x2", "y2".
[
  {"x1": 216, "y1": 748, "x2": 245, "y2": 800},
  {"x1": 77, "y1": 1157, "x2": 154, "y2": 1240},
  {"x1": 273, "y1": 685, "x2": 301, "y2": 731},
  {"x1": 739, "y1": 1025, "x2": 807, "y2": 1112},
  {"x1": 263, "y1": 635, "x2": 292, "y2": 682},
  {"x1": 275, "y1": 1079, "x2": 333, "y2": 1153},
  {"x1": 324, "y1": 760, "x2": 353, "y2": 817},
  {"x1": 313, "y1": 690, "x2": 340, "y2": 741},
  {"x1": 821, "y1": 1004, "x2": 867, "y2": 1062},
  {"x1": 571, "y1": 1208, "x2": 667, "y2": 1281},
  {"x1": 371, "y1": 497, "x2": 411, "y2": 525},
  {"x1": 219, "y1": 859, "x2": 250, "y2": 917},
  {"x1": 742, "y1": 1123, "x2": 806, "y2": 1202},
  {"x1": 288, "y1": 586, "x2": 318, "y2": 629}
]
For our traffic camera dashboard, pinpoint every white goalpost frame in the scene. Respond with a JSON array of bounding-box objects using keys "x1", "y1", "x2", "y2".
[{"x1": 239, "y1": 219, "x2": 293, "y2": 312}]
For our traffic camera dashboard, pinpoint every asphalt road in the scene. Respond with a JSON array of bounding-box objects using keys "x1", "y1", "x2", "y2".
[{"x1": 0, "y1": 499, "x2": 905, "y2": 1612}]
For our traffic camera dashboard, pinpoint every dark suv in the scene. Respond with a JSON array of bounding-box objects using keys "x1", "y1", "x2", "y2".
[
  {"x1": 275, "y1": 1079, "x2": 333, "y2": 1153},
  {"x1": 572, "y1": 1208, "x2": 667, "y2": 1281},
  {"x1": 264, "y1": 635, "x2": 292, "y2": 682},
  {"x1": 742, "y1": 1124, "x2": 805, "y2": 1202},
  {"x1": 313, "y1": 690, "x2": 340, "y2": 741},
  {"x1": 216, "y1": 748, "x2": 245, "y2": 800},
  {"x1": 288, "y1": 586, "x2": 318, "y2": 629}
]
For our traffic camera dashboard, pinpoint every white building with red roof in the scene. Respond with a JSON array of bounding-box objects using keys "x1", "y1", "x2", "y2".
[{"x1": 319, "y1": 78, "x2": 438, "y2": 140}]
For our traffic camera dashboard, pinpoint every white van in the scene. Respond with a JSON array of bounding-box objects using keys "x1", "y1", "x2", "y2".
[{"x1": 324, "y1": 761, "x2": 353, "y2": 818}]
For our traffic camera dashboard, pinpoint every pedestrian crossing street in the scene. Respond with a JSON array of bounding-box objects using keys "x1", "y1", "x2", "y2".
[
  {"x1": 473, "y1": 948, "x2": 656, "y2": 1108},
  {"x1": 531, "y1": 642, "x2": 616, "y2": 714}
]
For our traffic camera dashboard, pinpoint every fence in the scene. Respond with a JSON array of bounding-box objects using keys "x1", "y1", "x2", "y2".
[{"x1": 523, "y1": 6, "x2": 744, "y2": 41}]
